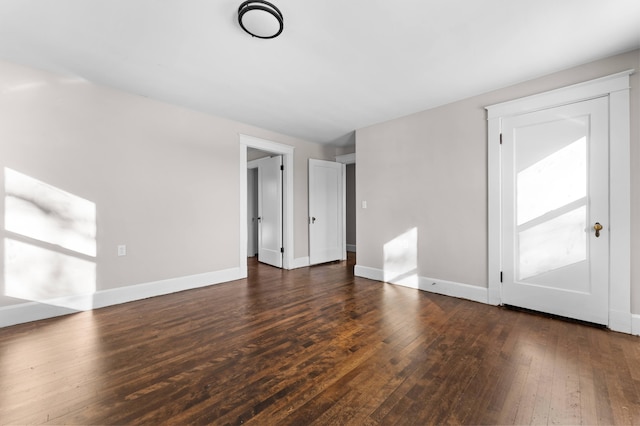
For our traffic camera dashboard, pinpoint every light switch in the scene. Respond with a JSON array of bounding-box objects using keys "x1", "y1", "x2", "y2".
[
  {"x1": 117, "y1": 245, "x2": 127, "y2": 256},
  {"x1": 362, "y1": 201, "x2": 367, "y2": 209}
]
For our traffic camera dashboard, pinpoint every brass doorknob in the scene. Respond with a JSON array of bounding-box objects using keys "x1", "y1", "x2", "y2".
[{"x1": 594, "y1": 222, "x2": 603, "y2": 238}]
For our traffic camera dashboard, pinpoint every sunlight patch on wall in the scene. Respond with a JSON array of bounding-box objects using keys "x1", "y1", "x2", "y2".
[
  {"x1": 383, "y1": 227, "x2": 418, "y2": 287},
  {"x1": 5, "y1": 168, "x2": 96, "y2": 257},
  {"x1": 3, "y1": 168, "x2": 97, "y2": 309},
  {"x1": 5, "y1": 238, "x2": 96, "y2": 302}
]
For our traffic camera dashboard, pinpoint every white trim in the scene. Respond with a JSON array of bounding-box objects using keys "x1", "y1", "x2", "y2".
[
  {"x1": 0, "y1": 302, "x2": 77, "y2": 328},
  {"x1": 608, "y1": 87, "x2": 632, "y2": 333},
  {"x1": 418, "y1": 277, "x2": 488, "y2": 304},
  {"x1": 291, "y1": 257, "x2": 310, "y2": 269},
  {"x1": 335, "y1": 154, "x2": 355, "y2": 261},
  {"x1": 486, "y1": 70, "x2": 634, "y2": 333},
  {"x1": 354, "y1": 265, "x2": 487, "y2": 304},
  {"x1": 486, "y1": 116, "x2": 502, "y2": 306},
  {"x1": 335, "y1": 153, "x2": 356, "y2": 164},
  {"x1": 240, "y1": 143, "x2": 248, "y2": 277},
  {"x1": 92, "y1": 268, "x2": 243, "y2": 308},
  {"x1": 342, "y1": 163, "x2": 347, "y2": 260},
  {"x1": 0, "y1": 267, "x2": 243, "y2": 328},
  {"x1": 346, "y1": 244, "x2": 356, "y2": 252},
  {"x1": 631, "y1": 314, "x2": 640, "y2": 336},
  {"x1": 486, "y1": 69, "x2": 634, "y2": 118},
  {"x1": 247, "y1": 158, "x2": 262, "y2": 169},
  {"x1": 354, "y1": 265, "x2": 383, "y2": 281},
  {"x1": 239, "y1": 134, "x2": 295, "y2": 271}
]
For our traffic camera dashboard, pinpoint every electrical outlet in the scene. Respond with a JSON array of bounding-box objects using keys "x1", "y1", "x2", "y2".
[{"x1": 117, "y1": 245, "x2": 127, "y2": 256}]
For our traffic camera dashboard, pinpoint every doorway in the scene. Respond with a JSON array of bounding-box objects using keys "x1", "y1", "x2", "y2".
[
  {"x1": 501, "y1": 97, "x2": 609, "y2": 324},
  {"x1": 239, "y1": 135, "x2": 294, "y2": 275},
  {"x1": 248, "y1": 153, "x2": 283, "y2": 268},
  {"x1": 345, "y1": 163, "x2": 356, "y2": 254},
  {"x1": 486, "y1": 70, "x2": 632, "y2": 332},
  {"x1": 336, "y1": 152, "x2": 356, "y2": 260}
]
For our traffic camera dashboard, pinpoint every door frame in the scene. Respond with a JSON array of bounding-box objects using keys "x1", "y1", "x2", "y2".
[
  {"x1": 486, "y1": 70, "x2": 633, "y2": 333},
  {"x1": 250, "y1": 155, "x2": 284, "y2": 267},
  {"x1": 336, "y1": 153, "x2": 356, "y2": 256},
  {"x1": 239, "y1": 134, "x2": 294, "y2": 274}
]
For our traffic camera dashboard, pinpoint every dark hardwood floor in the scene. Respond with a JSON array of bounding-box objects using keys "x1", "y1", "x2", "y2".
[{"x1": 1, "y1": 254, "x2": 639, "y2": 425}]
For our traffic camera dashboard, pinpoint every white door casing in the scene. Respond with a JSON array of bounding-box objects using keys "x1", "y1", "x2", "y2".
[
  {"x1": 501, "y1": 97, "x2": 609, "y2": 324},
  {"x1": 486, "y1": 70, "x2": 633, "y2": 333},
  {"x1": 309, "y1": 159, "x2": 345, "y2": 265},
  {"x1": 257, "y1": 155, "x2": 283, "y2": 268},
  {"x1": 247, "y1": 168, "x2": 258, "y2": 257}
]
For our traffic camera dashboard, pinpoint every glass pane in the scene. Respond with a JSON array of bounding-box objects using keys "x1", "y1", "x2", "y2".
[
  {"x1": 514, "y1": 116, "x2": 589, "y2": 281},
  {"x1": 517, "y1": 137, "x2": 586, "y2": 225},
  {"x1": 518, "y1": 207, "x2": 586, "y2": 280}
]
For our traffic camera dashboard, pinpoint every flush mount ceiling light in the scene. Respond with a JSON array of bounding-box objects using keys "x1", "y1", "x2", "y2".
[{"x1": 238, "y1": 0, "x2": 283, "y2": 39}]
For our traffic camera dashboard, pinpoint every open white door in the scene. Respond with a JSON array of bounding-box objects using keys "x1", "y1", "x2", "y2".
[
  {"x1": 258, "y1": 155, "x2": 283, "y2": 268},
  {"x1": 309, "y1": 159, "x2": 345, "y2": 265}
]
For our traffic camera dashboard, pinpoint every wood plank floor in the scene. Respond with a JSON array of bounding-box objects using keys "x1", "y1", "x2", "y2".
[{"x1": 1, "y1": 254, "x2": 640, "y2": 425}]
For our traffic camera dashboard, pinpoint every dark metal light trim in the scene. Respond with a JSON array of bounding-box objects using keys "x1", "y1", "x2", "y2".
[{"x1": 238, "y1": 0, "x2": 284, "y2": 39}]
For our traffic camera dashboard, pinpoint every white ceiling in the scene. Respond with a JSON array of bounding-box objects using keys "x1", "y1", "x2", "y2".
[{"x1": 1, "y1": 1, "x2": 639, "y2": 145}]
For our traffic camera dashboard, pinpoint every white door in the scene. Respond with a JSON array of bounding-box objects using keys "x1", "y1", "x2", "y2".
[
  {"x1": 501, "y1": 97, "x2": 609, "y2": 324},
  {"x1": 258, "y1": 155, "x2": 283, "y2": 268},
  {"x1": 309, "y1": 159, "x2": 345, "y2": 265}
]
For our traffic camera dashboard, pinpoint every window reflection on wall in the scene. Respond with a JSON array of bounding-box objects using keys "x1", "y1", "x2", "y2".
[{"x1": 4, "y1": 168, "x2": 96, "y2": 305}]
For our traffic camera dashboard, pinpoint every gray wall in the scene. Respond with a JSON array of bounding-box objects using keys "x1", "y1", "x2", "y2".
[
  {"x1": 0, "y1": 60, "x2": 334, "y2": 310},
  {"x1": 247, "y1": 168, "x2": 258, "y2": 257},
  {"x1": 356, "y1": 49, "x2": 640, "y2": 311}
]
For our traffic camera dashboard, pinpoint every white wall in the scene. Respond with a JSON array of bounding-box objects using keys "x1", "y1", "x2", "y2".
[
  {"x1": 356, "y1": 50, "x2": 639, "y2": 310},
  {"x1": 0, "y1": 60, "x2": 333, "y2": 324}
]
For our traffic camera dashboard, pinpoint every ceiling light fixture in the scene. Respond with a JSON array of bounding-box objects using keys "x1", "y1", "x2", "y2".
[{"x1": 238, "y1": 0, "x2": 284, "y2": 39}]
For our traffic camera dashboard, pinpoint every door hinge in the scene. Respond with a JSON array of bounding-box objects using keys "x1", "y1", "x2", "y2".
[
  {"x1": 280, "y1": 165, "x2": 284, "y2": 171},
  {"x1": 500, "y1": 271, "x2": 503, "y2": 282},
  {"x1": 499, "y1": 133, "x2": 503, "y2": 144},
  {"x1": 280, "y1": 247, "x2": 284, "y2": 253}
]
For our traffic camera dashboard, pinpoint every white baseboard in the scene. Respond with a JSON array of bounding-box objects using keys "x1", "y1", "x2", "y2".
[
  {"x1": 631, "y1": 314, "x2": 640, "y2": 336},
  {"x1": 93, "y1": 267, "x2": 243, "y2": 309},
  {"x1": 290, "y1": 257, "x2": 310, "y2": 269},
  {"x1": 354, "y1": 265, "x2": 383, "y2": 281},
  {"x1": 609, "y1": 309, "x2": 633, "y2": 334},
  {"x1": 0, "y1": 302, "x2": 78, "y2": 328},
  {"x1": 346, "y1": 244, "x2": 356, "y2": 253},
  {"x1": 354, "y1": 265, "x2": 637, "y2": 334},
  {"x1": 354, "y1": 265, "x2": 487, "y2": 304},
  {"x1": 0, "y1": 267, "x2": 244, "y2": 328},
  {"x1": 417, "y1": 276, "x2": 488, "y2": 304}
]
